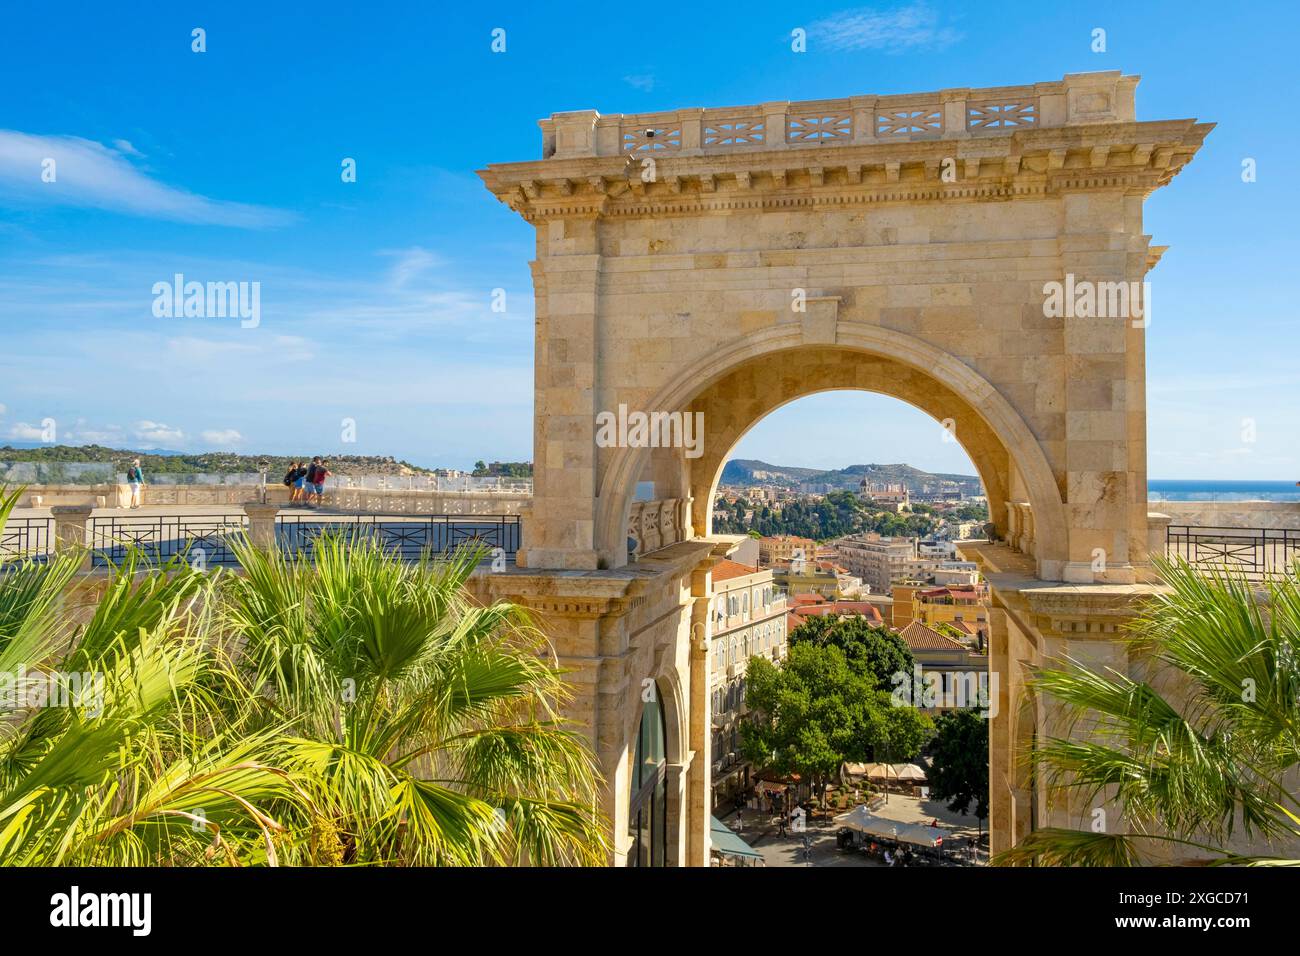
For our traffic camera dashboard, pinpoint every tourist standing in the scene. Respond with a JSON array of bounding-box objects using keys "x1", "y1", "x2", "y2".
[
  {"x1": 293, "y1": 461, "x2": 310, "y2": 503},
  {"x1": 283, "y1": 461, "x2": 301, "y2": 503},
  {"x1": 307, "y1": 457, "x2": 331, "y2": 506},
  {"x1": 125, "y1": 459, "x2": 145, "y2": 509}
]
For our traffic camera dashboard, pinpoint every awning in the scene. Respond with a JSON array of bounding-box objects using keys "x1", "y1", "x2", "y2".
[
  {"x1": 710, "y1": 816, "x2": 763, "y2": 860},
  {"x1": 846, "y1": 762, "x2": 928, "y2": 782},
  {"x1": 833, "y1": 807, "x2": 948, "y2": 847}
]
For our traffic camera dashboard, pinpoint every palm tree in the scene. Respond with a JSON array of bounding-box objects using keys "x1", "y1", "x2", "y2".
[
  {"x1": 219, "y1": 532, "x2": 608, "y2": 866},
  {"x1": 0, "y1": 486, "x2": 315, "y2": 865},
  {"x1": 997, "y1": 557, "x2": 1300, "y2": 866},
  {"x1": 1, "y1": 487, "x2": 608, "y2": 866}
]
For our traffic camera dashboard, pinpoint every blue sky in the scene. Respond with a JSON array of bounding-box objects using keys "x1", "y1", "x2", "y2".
[{"x1": 0, "y1": 1, "x2": 1296, "y2": 478}]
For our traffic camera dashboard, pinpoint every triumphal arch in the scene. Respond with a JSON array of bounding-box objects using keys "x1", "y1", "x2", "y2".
[{"x1": 479, "y1": 72, "x2": 1210, "y2": 865}]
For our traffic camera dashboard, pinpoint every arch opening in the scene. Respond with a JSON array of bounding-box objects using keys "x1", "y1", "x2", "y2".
[{"x1": 597, "y1": 331, "x2": 1070, "y2": 580}]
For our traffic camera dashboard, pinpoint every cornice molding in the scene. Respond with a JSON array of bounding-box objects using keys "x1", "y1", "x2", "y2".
[{"x1": 481, "y1": 121, "x2": 1212, "y2": 221}]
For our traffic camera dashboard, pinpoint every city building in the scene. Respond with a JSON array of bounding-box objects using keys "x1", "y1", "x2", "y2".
[
  {"x1": 859, "y1": 480, "x2": 911, "y2": 509},
  {"x1": 892, "y1": 583, "x2": 990, "y2": 634},
  {"x1": 894, "y1": 621, "x2": 991, "y2": 713},
  {"x1": 835, "y1": 533, "x2": 941, "y2": 594},
  {"x1": 786, "y1": 594, "x2": 886, "y2": 630},
  {"x1": 708, "y1": 560, "x2": 788, "y2": 808},
  {"x1": 772, "y1": 560, "x2": 842, "y2": 598},
  {"x1": 757, "y1": 534, "x2": 816, "y2": 568}
]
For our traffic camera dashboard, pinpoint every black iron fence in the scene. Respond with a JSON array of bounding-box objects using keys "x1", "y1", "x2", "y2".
[
  {"x1": 10, "y1": 512, "x2": 521, "y2": 570},
  {"x1": 88, "y1": 514, "x2": 248, "y2": 568},
  {"x1": 1167, "y1": 525, "x2": 1300, "y2": 582},
  {"x1": 276, "y1": 513, "x2": 521, "y2": 562},
  {"x1": 0, "y1": 517, "x2": 53, "y2": 561}
]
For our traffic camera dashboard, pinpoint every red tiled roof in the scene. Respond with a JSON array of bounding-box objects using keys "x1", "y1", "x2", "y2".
[
  {"x1": 895, "y1": 620, "x2": 968, "y2": 651},
  {"x1": 791, "y1": 593, "x2": 826, "y2": 605},
  {"x1": 790, "y1": 602, "x2": 883, "y2": 625},
  {"x1": 917, "y1": 586, "x2": 985, "y2": 601},
  {"x1": 712, "y1": 559, "x2": 761, "y2": 582}
]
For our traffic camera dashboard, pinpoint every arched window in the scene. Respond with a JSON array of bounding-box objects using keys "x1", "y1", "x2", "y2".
[{"x1": 628, "y1": 688, "x2": 669, "y2": 867}]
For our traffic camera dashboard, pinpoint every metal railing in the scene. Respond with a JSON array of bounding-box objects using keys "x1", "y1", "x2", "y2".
[
  {"x1": 1167, "y1": 525, "x2": 1300, "y2": 582},
  {"x1": 88, "y1": 514, "x2": 248, "y2": 568},
  {"x1": 0, "y1": 517, "x2": 53, "y2": 561},
  {"x1": 276, "y1": 513, "x2": 521, "y2": 562}
]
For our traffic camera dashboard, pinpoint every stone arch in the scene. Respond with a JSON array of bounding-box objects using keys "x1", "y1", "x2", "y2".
[{"x1": 597, "y1": 323, "x2": 1069, "y2": 579}]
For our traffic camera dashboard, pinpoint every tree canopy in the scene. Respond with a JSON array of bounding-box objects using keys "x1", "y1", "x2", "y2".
[
  {"x1": 787, "y1": 614, "x2": 916, "y2": 689},
  {"x1": 927, "y1": 708, "x2": 990, "y2": 820},
  {"x1": 740, "y1": 642, "x2": 933, "y2": 800}
]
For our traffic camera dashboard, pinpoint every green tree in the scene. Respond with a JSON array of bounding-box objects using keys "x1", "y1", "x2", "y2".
[
  {"x1": 740, "y1": 642, "x2": 933, "y2": 804},
  {"x1": 788, "y1": 614, "x2": 915, "y2": 688},
  {"x1": 997, "y1": 558, "x2": 1300, "y2": 866},
  {"x1": 928, "y1": 709, "x2": 990, "y2": 820}
]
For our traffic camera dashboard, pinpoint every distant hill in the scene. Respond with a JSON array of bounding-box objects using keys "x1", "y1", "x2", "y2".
[
  {"x1": 0, "y1": 444, "x2": 433, "y2": 478},
  {"x1": 720, "y1": 458, "x2": 982, "y2": 494}
]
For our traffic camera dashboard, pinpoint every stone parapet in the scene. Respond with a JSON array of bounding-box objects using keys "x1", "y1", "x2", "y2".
[{"x1": 538, "y1": 72, "x2": 1142, "y2": 160}]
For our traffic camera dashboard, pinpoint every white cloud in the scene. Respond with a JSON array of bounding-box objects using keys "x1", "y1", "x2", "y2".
[
  {"x1": 623, "y1": 74, "x2": 655, "y2": 92},
  {"x1": 111, "y1": 138, "x2": 144, "y2": 157},
  {"x1": 72, "y1": 428, "x2": 125, "y2": 444},
  {"x1": 165, "y1": 337, "x2": 259, "y2": 363},
  {"x1": 0, "y1": 131, "x2": 295, "y2": 228},
  {"x1": 381, "y1": 246, "x2": 441, "y2": 289},
  {"x1": 64, "y1": 418, "x2": 125, "y2": 445},
  {"x1": 133, "y1": 420, "x2": 184, "y2": 446},
  {"x1": 9, "y1": 422, "x2": 46, "y2": 440},
  {"x1": 809, "y1": 3, "x2": 962, "y2": 52},
  {"x1": 270, "y1": 335, "x2": 315, "y2": 362},
  {"x1": 0, "y1": 403, "x2": 6, "y2": 415},
  {"x1": 201, "y1": 429, "x2": 242, "y2": 446}
]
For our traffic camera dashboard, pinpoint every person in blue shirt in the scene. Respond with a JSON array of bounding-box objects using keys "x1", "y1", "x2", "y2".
[{"x1": 125, "y1": 459, "x2": 145, "y2": 509}]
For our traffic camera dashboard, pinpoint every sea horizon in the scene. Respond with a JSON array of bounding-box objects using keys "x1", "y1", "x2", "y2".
[{"x1": 1148, "y1": 479, "x2": 1300, "y2": 502}]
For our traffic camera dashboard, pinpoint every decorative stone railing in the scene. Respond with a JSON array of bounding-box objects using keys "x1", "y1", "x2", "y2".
[
  {"x1": 1003, "y1": 500, "x2": 1036, "y2": 558},
  {"x1": 541, "y1": 73, "x2": 1137, "y2": 159},
  {"x1": 627, "y1": 498, "x2": 692, "y2": 559},
  {"x1": 323, "y1": 487, "x2": 529, "y2": 516}
]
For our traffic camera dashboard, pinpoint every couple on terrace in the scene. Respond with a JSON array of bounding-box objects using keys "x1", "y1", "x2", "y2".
[{"x1": 283, "y1": 457, "x2": 332, "y2": 507}]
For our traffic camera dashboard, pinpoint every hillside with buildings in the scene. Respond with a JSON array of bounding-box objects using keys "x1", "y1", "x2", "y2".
[
  {"x1": 721, "y1": 459, "x2": 983, "y2": 496},
  {"x1": 0, "y1": 444, "x2": 434, "y2": 481}
]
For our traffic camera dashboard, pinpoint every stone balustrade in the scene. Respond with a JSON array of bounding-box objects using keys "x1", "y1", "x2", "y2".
[
  {"x1": 627, "y1": 498, "x2": 692, "y2": 559},
  {"x1": 1003, "y1": 500, "x2": 1037, "y2": 558},
  {"x1": 541, "y1": 72, "x2": 1138, "y2": 159}
]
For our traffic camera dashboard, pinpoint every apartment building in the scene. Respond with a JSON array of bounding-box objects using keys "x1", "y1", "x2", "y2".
[{"x1": 708, "y1": 560, "x2": 788, "y2": 808}]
